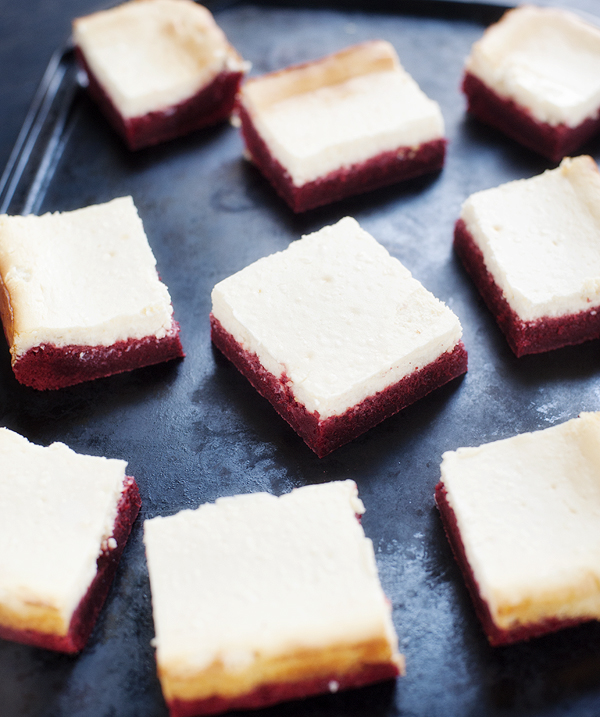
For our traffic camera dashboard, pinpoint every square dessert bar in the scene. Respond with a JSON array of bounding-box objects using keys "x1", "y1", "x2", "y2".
[
  {"x1": 0, "y1": 196, "x2": 184, "y2": 390},
  {"x1": 435, "y1": 412, "x2": 600, "y2": 646},
  {"x1": 463, "y1": 5, "x2": 600, "y2": 162},
  {"x1": 236, "y1": 41, "x2": 446, "y2": 212},
  {"x1": 0, "y1": 427, "x2": 141, "y2": 653},
  {"x1": 73, "y1": 0, "x2": 248, "y2": 150},
  {"x1": 211, "y1": 217, "x2": 467, "y2": 457},
  {"x1": 144, "y1": 480, "x2": 404, "y2": 716},
  {"x1": 455, "y1": 156, "x2": 600, "y2": 357}
]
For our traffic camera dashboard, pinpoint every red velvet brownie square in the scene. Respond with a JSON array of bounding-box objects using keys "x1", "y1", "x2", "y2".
[
  {"x1": 211, "y1": 217, "x2": 467, "y2": 457},
  {"x1": 144, "y1": 480, "x2": 404, "y2": 716},
  {"x1": 455, "y1": 155, "x2": 600, "y2": 357},
  {"x1": 436, "y1": 412, "x2": 600, "y2": 646},
  {"x1": 0, "y1": 196, "x2": 184, "y2": 390},
  {"x1": 0, "y1": 427, "x2": 141, "y2": 653},
  {"x1": 463, "y1": 5, "x2": 600, "y2": 162},
  {"x1": 236, "y1": 41, "x2": 446, "y2": 212},
  {"x1": 73, "y1": 0, "x2": 248, "y2": 150}
]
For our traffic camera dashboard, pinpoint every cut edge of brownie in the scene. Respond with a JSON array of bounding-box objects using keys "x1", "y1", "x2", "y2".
[
  {"x1": 12, "y1": 318, "x2": 185, "y2": 390},
  {"x1": 75, "y1": 47, "x2": 245, "y2": 151},
  {"x1": 166, "y1": 660, "x2": 400, "y2": 717},
  {"x1": 434, "y1": 480, "x2": 592, "y2": 646},
  {"x1": 462, "y1": 72, "x2": 600, "y2": 164},
  {"x1": 0, "y1": 475, "x2": 141, "y2": 653},
  {"x1": 237, "y1": 103, "x2": 446, "y2": 213},
  {"x1": 210, "y1": 314, "x2": 467, "y2": 457},
  {"x1": 454, "y1": 218, "x2": 600, "y2": 357}
]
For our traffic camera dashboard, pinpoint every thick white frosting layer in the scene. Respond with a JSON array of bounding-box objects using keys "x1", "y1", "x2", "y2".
[
  {"x1": 0, "y1": 196, "x2": 174, "y2": 359},
  {"x1": 460, "y1": 156, "x2": 600, "y2": 322},
  {"x1": 465, "y1": 5, "x2": 600, "y2": 128},
  {"x1": 0, "y1": 428, "x2": 126, "y2": 633},
  {"x1": 441, "y1": 412, "x2": 600, "y2": 631},
  {"x1": 240, "y1": 41, "x2": 444, "y2": 186},
  {"x1": 144, "y1": 480, "x2": 400, "y2": 679},
  {"x1": 73, "y1": 0, "x2": 247, "y2": 119},
  {"x1": 212, "y1": 217, "x2": 462, "y2": 420}
]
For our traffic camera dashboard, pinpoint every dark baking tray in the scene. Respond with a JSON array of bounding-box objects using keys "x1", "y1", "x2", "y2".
[{"x1": 4, "y1": 2, "x2": 600, "y2": 716}]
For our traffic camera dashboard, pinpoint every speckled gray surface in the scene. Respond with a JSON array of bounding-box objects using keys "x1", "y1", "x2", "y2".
[{"x1": 3, "y1": 3, "x2": 600, "y2": 716}]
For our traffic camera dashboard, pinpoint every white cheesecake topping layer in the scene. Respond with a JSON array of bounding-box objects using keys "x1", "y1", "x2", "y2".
[
  {"x1": 240, "y1": 41, "x2": 444, "y2": 186},
  {"x1": 212, "y1": 217, "x2": 462, "y2": 420},
  {"x1": 144, "y1": 480, "x2": 401, "y2": 680},
  {"x1": 73, "y1": 0, "x2": 247, "y2": 119},
  {"x1": 465, "y1": 5, "x2": 600, "y2": 127},
  {"x1": 0, "y1": 196, "x2": 174, "y2": 359},
  {"x1": 460, "y1": 156, "x2": 600, "y2": 322},
  {"x1": 0, "y1": 428, "x2": 126, "y2": 633},
  {"x1": 440, "y1": 412, "x2": 600, "y2": 631}
]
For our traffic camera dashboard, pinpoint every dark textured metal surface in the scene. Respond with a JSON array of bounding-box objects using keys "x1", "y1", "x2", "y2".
[{"x1": 3, "y1": 3, "x2": 600, "y2": 716}]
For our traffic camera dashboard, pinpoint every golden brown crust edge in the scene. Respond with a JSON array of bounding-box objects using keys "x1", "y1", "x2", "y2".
[{"x1": 159, "y1": 635, "x2": 404, "y2": 703}]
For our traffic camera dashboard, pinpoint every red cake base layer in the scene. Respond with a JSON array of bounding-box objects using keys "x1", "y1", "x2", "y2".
[
  {"x1": 454, "y1": 218, "x2": 600, "y2": 357},
  {"x1": 210, "y1": 315, "x2": 467, "y2": 457},
  {"x1": 435, "y1": 481, "x2": 591, "y2": 646},
  {"x1": 167, "y1": 660, "x2": 399, "y2": 717},
  {"x1": 12, "y1": 321, "x2": 184, "y2": 390},
  {"x1": 237, "y1": 104, "x2": 446, "y2": 212},
  {"x1": 75, "y1": 48, "x2": 244, "y2": 150},
  {"x1": 0, "y1": 475, "x2": 141, "y2": 653},
  {"x1": 462, "y1": 72, "x2": 600, "y2": 163}
]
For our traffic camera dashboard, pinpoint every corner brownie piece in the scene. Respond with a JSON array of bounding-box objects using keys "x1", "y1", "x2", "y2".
[
  {"x1": 211, "y1": 217, "x2": 467, "y2": 457},
  {"x1": 73, "y1": 0, "x2": 248, "y2": 150},
  {"x1": 463, "y1": 5, "x2": 600, "y2": 162},
  {"x1": 144, "y1": 480, "x2": 403, "y2": 716},
  {"x1": 236, "y1": 41, "x2": 446, "y2": 212},
  {"x1": 0, "y1": 427, "x2": 141, "y2": 653},
  {"x1": 0, "y1": 196, "x2": 184, "y2": 390},
  {"x1": 435, "y1": 412, "x2": 600, "y2": 646},
  {"x1": 455, "y1": 155, "x2": 600, "y2": 357}
]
